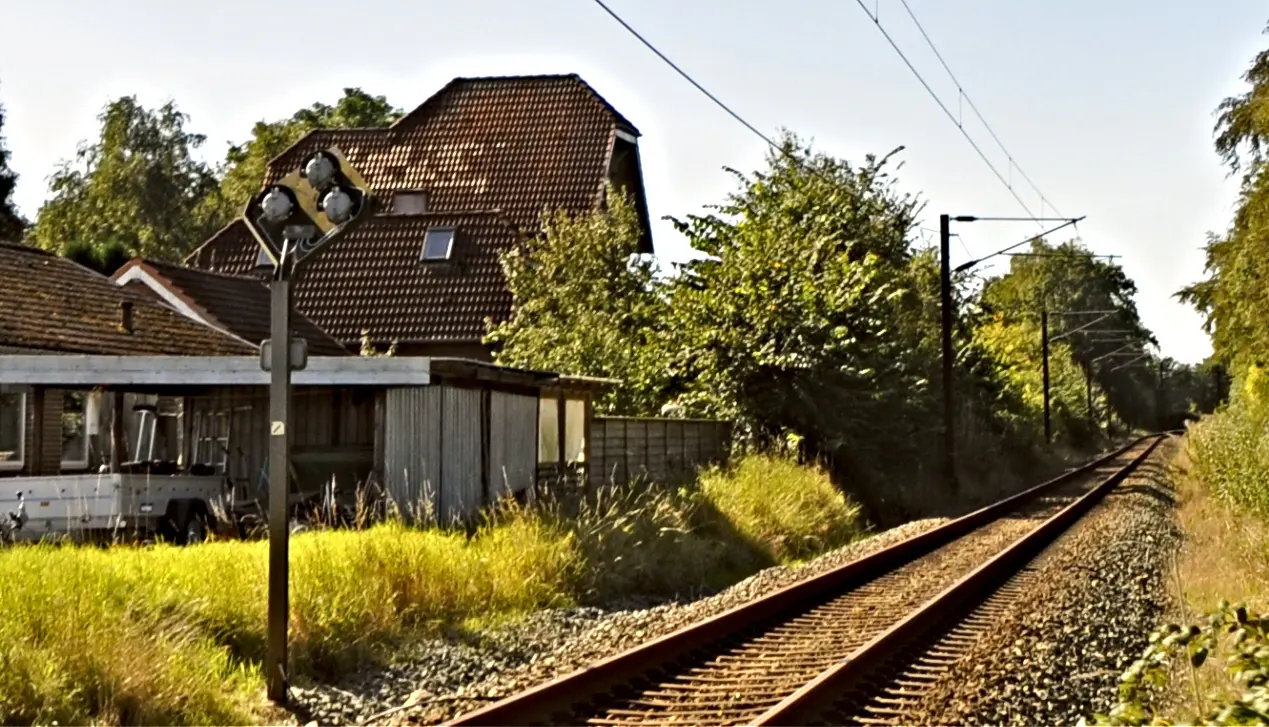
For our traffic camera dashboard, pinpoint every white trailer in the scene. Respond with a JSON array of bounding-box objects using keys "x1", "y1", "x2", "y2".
[{"x1": 0, "y1": 472, "x2": 226, "y2": 544}]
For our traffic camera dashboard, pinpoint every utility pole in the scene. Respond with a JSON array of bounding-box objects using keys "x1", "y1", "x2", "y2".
[
  {"x1": 939, "y1": 213, "x2": 956, "y2": 493},
  {"x1": 1041, "y1": 309, "x2": 1051, "y2": 443},
  {"x1": 1085, "y1": 369, "x2": 1094, "y2": 431},
  {"x1": 1156, "y1": 359, "x2": 1166, "y2": 430},
  {"x1": 937, "y1": 213, "x2": 1084, "y2": 494}
]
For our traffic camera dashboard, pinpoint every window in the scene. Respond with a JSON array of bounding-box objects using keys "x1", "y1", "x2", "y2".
[
  {"x1": 61, "y1": 391, "x2": 96, "y2": 469},
  {"x1": 564, "y1": 398, "x2": 587, "y2": 463},
  {"x1": 0, "y1": 388, "x2": 25, "y2": 471},
  {"x1": 391, "y1": 191, "x2": 428, "y2": 215},
  {"x1": 194, "y1": 411, "x2": 230, "y2": 472},
  {"x1": 538, "y1": 396, "x2": 559, "y2": 464},
  {"x1": 420, "y1": 227, "x2": 456, "y2": 262}
]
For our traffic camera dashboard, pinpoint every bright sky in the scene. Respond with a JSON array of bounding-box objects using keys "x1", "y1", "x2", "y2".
[{"x1": 0, "y1": 0, "x2": 1262, "y2": 365}]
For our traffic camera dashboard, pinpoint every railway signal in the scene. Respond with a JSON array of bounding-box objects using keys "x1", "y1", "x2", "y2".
[{"x1": 242, "y1": 146, "x2": 372, "y2": 703}]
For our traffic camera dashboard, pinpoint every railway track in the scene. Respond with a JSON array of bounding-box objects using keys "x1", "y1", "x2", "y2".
[{"x1": 445, "y1": 435, "x2": 1164, "y2": 727}]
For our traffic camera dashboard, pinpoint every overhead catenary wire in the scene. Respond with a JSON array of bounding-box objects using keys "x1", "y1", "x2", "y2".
[
  {"x1": 587, "y1": 0, "x2": 1070, "y2": 264},
  {"x1": 894, "y1": 0, "x2": 1063, "y2": 220},
  {"x1": 852, "y1": 0, "x2": 1056, "y2": 227},
  {"x1": 587, "y1": 0, "x2": 780, "y2": 152}
]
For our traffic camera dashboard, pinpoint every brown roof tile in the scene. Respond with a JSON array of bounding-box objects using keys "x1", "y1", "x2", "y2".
[
  {"x1": 186, "y1": 74, "x2": 638, "y2": 267},
  {"x1": 263, "y1": 74, "x2": 633, "y2": 231},
  {"x1": 0, "y1": 243, "x2": 257, "y2": 356},
  {"x1": 165, "y1": 212, "x2": 517, "y2": 346},
  {"x1": 113, "y1": 259, "x2": 350, "y2": 356},
  {"x1": 183, "y1": 73, "x2": 644, "y2": 348}
]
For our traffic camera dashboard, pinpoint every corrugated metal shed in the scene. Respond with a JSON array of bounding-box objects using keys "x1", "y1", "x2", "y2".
[
  {"x1": 384, "y1": 387, "x2": 441, "y2": 519},
  {"x1": 489, "y1": 391, "x2": 537, "y2": 500},
  {"x1": 440, "y1": 386, "x2": 482, "y2": 524}
]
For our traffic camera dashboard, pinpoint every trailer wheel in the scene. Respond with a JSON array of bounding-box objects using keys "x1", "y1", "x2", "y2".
[{"x1": 183, "y1": 513, "x2": 208, "y2": 545}]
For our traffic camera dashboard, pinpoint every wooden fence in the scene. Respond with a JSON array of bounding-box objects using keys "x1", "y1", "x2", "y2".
[{"x1": 587, "y1": 416, "x2": 732, "y2": 488}]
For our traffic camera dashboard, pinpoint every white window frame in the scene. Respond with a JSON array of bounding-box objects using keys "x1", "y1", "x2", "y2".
[
  {"x1": 0, "y1": 388, "x2": 26, "y2": 472},
  {"x1": 420, "y1": 227, "x2": 456, "y2": 262},
  {"x1": 59, "y1": 391, "x2": 96, "y2": 470},
  {"x1": 564, "y1": 397, "x2": 587, "y2": 464},
  {"x1": 538, "y1": 395, "x2": 560, "y2": 464}
]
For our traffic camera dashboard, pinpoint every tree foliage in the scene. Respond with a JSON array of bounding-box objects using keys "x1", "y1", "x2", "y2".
[
  {"x1": 25, "y1": 89, "x2": 400, "y2": 264},
  {"x1": 664, "y1": 138, "x2": 928, "y2": 451},
  {"x1": 26, "y1": 97, "x2": 221, "y2": 261},
  {"x1": 1182, "y1": 22, "x2": 1269, "y2": 372},
  {"x1": 0, "y1": 87, "x2": 24, "y2": 241},
  {"x1": 487, "y1": 186, "x2": 670, "y2": 416},
  {"x1": 211, "y1": 88, "x2": 401, "y2": 223}
]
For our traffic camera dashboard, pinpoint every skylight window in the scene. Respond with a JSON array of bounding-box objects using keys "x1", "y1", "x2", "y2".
[{"x1": 421, "y1": 227, "x2": 456, "y2": 262}]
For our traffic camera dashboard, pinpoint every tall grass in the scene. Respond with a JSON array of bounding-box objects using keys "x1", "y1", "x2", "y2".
[
  {"x1": 1186, "y1": 396, "x2": 1269, "y2": 516},
  {"x1": 698, "y1": 452, "x2": 863, "y2": 562},
  {"x1": 0, "y1": 452, "x2": 864, "y2": 725}
]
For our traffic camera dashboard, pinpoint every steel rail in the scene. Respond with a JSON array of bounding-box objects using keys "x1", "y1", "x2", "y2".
[
  {"x1": 445, "y1": 436, "x2": 1154, "y2": 727},
  {"x1": 752, "y1": 434, "x2": 1163, "y2": 725}
]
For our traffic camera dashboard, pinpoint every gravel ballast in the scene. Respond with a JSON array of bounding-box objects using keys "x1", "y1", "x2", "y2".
[
  {"x1": 287, "y1": 516, "x2": 949, "y2": 726},
  {"x1": 909, "y1": 438, "x2": 1181, "y2": 725}
]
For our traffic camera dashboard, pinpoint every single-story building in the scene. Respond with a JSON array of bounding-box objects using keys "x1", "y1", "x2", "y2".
[{"x1": 0, "y1": 242, "x2": 604, "y2": 526}]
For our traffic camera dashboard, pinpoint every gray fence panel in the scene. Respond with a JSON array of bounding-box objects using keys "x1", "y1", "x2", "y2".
[{"x1": 588, "y1": 416, "x2": 731, "y2": 487}]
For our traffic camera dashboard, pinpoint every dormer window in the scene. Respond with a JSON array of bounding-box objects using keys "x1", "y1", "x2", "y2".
[
  {"x1": 391, "y1": 191, "x2": 429, "y2": 215},
  {"x1": 420, "y1": 227, "x2": 456, "y2": 262}
]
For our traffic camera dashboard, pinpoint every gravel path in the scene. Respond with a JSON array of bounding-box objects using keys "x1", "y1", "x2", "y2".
[
  {"x1": 908, "y1": 438, "x2": 1180, "y2": 725},
  {"x1": 287, "y1": 516, "x2": 949, "y2": 726}
]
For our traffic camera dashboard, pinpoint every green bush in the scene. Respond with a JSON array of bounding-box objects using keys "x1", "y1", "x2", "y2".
[{"x1": 698, "y1": 452, "x2": 864, "y2": 562}]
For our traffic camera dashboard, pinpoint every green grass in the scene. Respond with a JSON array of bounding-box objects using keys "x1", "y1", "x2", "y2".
[
  {"x1": 699, "y1": 452, "x2": 864, "y2": 563},
  {"x1": 1186, "y1": 397, "x2": 1269, "y2": 516},
  {"x1": 0, "y1": 452, "x2": 864, "y2": 725}
]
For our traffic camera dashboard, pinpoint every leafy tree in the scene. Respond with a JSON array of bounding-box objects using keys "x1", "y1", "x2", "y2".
[
  {"x1": 212, "y1": 88, "x2": 401, "y2": 221},
  {"x1": 62, "y1": 238, "x2": 131, "y2": 277},
  {"x1": 0, "y1": 88, "x2": 24, "y2": 241},
  {"x1": 1181, "y1": 22, "x2": 1269, "y2": 371},
  {"x1": 666, "y1": 136, "x2": 923, "y2": 442},
  {"x1": 26, "y1": 97, "x2": 221, "y2": 261},
  {"x1": 981, "y1": 238, "x2": 1159, "y2": 430},
  {"x1": 486, "y1": 186, "x2": 671, "y2": 415}
]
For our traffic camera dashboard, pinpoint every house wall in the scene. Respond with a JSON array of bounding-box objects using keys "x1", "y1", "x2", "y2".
[
  {"x1": 382, "y1": 387, "x2": 442, "y2": 518},
  {"x1": 391, "y1": 342, "x2": 493, "y2": 361},
  {"x1": 587, "y1": 416, "x2": 732, "y2": 488},
  {"x1": 488, "y1": 391, "x2": 537, "y2": 500},
  {"x1": 188, "y1": 386, "x2": 375, "y2": 502}
]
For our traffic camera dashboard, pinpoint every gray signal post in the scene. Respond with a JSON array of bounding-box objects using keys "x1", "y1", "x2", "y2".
[{"x1": 241, "y1": 148, "x2": 371, "y2": 703}]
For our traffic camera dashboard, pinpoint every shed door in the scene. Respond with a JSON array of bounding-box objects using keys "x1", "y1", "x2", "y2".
[
  {"x1": 489, "y1": 391, "x2": 538, "y2": 501},
  {"x1": 440, "y1": 387, "x2": 482, "y2": 524}
]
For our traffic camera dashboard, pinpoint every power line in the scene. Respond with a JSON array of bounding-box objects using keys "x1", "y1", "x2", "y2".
[
  {"x1": 587, "y1": 0, "x2": 779, "y2": 152},
  {"x1": 894, "y1": 0, "x2": 1063, "y2": 219},
  {"x1": 852, "y1": 0, "x2": 1051, "y2": 226}
]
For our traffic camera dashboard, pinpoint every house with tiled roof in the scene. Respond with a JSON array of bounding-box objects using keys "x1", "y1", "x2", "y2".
[
  {"x1": 110, "y1": 258, "x2": 348, "y2": 356},
  {"x1": 0, "y1": 242, "x2": 260, "y2": 477},
  {"x1": 183, "y1": 73, "x2": 653, "y2": 360}
]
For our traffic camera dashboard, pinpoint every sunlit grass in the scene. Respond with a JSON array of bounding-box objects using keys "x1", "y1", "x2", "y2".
[{"x1": 0, "y1": 452, "x2": 865, "y2": 725}]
